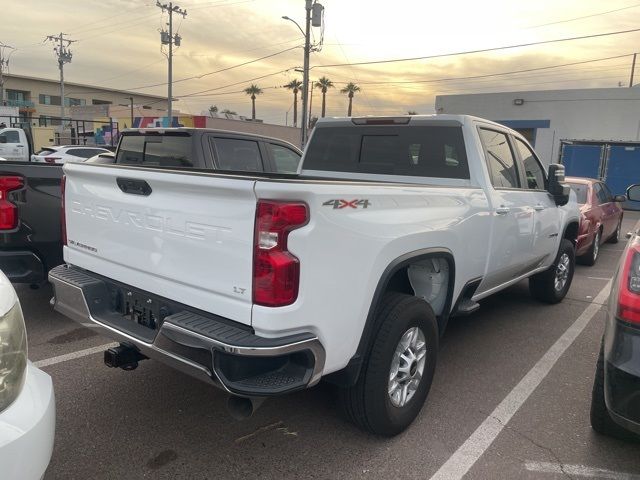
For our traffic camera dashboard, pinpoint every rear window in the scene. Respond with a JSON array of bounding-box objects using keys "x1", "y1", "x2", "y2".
[
  {"x1": 304, "y1": 126, "x2": 469, "y2": 179},
  {"x1": 568, "y1": 182, "x2": 588, "y2": 204},
  {"x1": 116, "y1": 134, "x2": 197, "y2": 168}
]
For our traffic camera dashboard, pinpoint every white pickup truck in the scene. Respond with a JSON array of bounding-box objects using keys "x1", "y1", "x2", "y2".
[{"x1": 49, "y1": 115, "x2": 579, "y2": 435}]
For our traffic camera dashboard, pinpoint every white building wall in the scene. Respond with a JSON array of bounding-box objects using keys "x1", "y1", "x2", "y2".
[{"x1": 435, "y1": 87, "x2": 640, "y2": 165}]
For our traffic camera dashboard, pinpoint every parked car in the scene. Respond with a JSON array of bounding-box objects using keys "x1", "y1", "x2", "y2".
[
  {"x1": 590, "y1": 183, "x2": 640, "y2": 441},
  {"x1": 1, "y1": 128, "x2": 301, "y2": 286},
  {"x1": 85, "y1": 151, "x2": 115, "y2": 164},
  {"x1": 567, "y1": 177, "x2": 625, "y2": 266},
  {"x1": 31, "y1": 145, "x2": 112, "y2": 164},
  {"x1": 50, "y1": 115, "x2": 579, "y2": 436},
  {"x1": 0, "y1": 270, "x2": 55, "y2": 479}
]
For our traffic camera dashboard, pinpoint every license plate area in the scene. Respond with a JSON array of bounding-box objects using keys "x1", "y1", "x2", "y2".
[{"x1": 114, "y1": 289, "x2": 171, "y2": 331}]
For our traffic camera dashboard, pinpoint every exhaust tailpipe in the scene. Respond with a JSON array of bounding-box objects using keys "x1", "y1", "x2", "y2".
[{"x1": 227, "y1": 396, "x2": 266, "y2": 420}]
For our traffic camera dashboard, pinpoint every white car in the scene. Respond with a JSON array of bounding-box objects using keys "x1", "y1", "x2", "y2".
[
  {"x1": 31, "y1": 145, "x2": 112, "y2": 164},
  {"x1": 0, "y1": 270, "x2": 55, "y2": 479}
]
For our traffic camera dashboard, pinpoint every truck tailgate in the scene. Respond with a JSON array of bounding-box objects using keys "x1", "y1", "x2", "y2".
[{"x1": 63, "y1": 163, "x2": 256, "y2": 325}]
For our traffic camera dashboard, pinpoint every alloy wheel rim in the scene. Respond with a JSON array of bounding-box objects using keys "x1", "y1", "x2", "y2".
[
  {"x1": 554, "y1": 253, "x2": 571, "y2": 292},
  {"x1": 388, "y1": 326, "x2": 427, "y2": 408},
  {"x1": 617, "y1": 221, "x2": 621, "y2": 240},
  {"x1": 593, "y1": 232, "x2": 600, "y2": 261}
]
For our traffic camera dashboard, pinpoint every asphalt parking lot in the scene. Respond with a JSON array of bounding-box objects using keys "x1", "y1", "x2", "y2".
[{"x1": 19, "y1": 212, "x2": 640, "y2": 480}]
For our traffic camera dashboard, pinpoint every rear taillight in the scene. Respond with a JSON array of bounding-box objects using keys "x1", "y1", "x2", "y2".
[
  {"x1": 61, "y1": 175, "x2": 67, "y2": 246},
  {"x1": 617, "y1": 240, "x2": 640, "y2": 325},
  {"x1": 0, "y1": 176, "x2": 24, "y2": 230},
  {"x1": 44, "y1": 157, "x2": 60, "y2": 164},
  {"x1": 253, "y1": 200, "x2": 308, "y2": 307}
]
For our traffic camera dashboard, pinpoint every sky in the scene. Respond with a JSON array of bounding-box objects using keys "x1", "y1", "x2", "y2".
[{"x1": 3, "y1": 0, "x2": 640, "y2": 125}]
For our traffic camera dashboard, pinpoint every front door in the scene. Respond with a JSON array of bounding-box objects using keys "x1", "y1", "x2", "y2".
[{"x1": 476, "y1": 127, "x2": 536, "y2": 294}]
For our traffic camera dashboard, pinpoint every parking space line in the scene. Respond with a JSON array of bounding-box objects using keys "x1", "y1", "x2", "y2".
[
  {"x1": 430, "y1": 281, "x2": 612, "y2": 480},
  {"x1": 33, "y1": 343, "x2": 117, "y2": 368},
  {"x1": 587, "y1": 276, "x2": 612, "y2": 281},
  {"x1": 524, "y1": 461, "x2": 640, "y2": 479}
]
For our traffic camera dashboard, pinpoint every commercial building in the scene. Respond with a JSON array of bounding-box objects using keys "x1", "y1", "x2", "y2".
[
  {"x1": 436, "y1": 87, "x2": 640, "y2": 203},
  {"x1": 1, "y1": 73, "x2": 168, "y2": 126}
]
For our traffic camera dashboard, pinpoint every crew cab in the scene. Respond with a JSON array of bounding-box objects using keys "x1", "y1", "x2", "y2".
[{"x1": 49, "y1": 115, "x2": 579, "y2": 435}]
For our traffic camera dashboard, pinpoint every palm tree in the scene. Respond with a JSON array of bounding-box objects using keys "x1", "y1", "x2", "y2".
[
  {"x1": 244, "y1": 84, "x2": 263, "y2": 120},
  {"x1": 407, "y1": 110, "x2": 418, "y2": 115},
  {"x1": 315, "y1": 76, "x2": 334, "y2": 118},
  {"x1": 221, "y1": 108, "x2": 237, "y2": 115},
  {"x1": 208, "y1": 105, "x2": 218, "y2": 116},
  {"x1": 340, "y1": 82, "x2": 361, "y2": 116},
  {"x1": 284, "y1": 79, "x2": 303, "y2": 127}
]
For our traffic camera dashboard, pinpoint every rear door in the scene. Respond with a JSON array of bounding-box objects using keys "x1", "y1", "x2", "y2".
[
  {"x1": 63, "y1": 163, "x2": 258, "y2": 326},
  {"x1": 595, "y1": 182, "x2": 618, "y2": 238}
]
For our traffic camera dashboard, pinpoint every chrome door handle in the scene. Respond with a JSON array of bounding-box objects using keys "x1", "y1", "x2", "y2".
[
  {"x1": 533, "y1": 204, "x2": 545, "y2": 211},
  {"x1": 496, "y1": 206, "x2": 510, "y2": 215}
]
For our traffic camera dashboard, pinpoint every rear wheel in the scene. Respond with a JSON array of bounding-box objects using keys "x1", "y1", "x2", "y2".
[
  {"x1": 608, "y1": 218, "x2": 622, "y2": 244},
  {"x1": 590, "y1": 341, "x2": 639, "y2": 441},
  {"x1": 339, "y1": 293, "x2": 438, "y2": 436},
  {"x1": 579, "y1": 229, "x2": 601, "y2": 266},
  {"x1": 529, "y1": 239, "x2": 575, "y2": 304}
]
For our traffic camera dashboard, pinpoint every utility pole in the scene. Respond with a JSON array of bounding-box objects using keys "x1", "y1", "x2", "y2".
[
  {"x1": 127, "y1": 96, "x2": 134, "y2": 127},
  {"x1": 46, "y1": 33, "x2": 75, "y2": 125},
  {"x1": 300, "y1": 0, "x2": 312, "y2": 147},
  {"x1": 157, "y1": 1, "x2": 186, "y2": 127},
  {"x1": 0, "y1": 43, "x2": 15, "y2": 106},
  {"x1": 630, "y1": 53, "x2": 637, "y2": 88}
]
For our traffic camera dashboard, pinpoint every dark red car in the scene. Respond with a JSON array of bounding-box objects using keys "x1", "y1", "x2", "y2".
[{"x1": 567, "y1": 177, "x2": 625, "y2": 265}]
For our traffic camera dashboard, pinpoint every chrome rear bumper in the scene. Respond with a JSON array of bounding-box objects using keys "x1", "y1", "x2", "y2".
[{"x1": 49, "y1": 264, "x2": 325, "y2": 397}]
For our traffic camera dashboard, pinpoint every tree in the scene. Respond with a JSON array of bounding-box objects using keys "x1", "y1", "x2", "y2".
[
  {"x1": 315, "y1": 76, "x2": 334, "y2": 118},
  {"x1": 221, "y1": 108, "x2": 237, "y2": 115},
  {"x1": 209, "y1": 105, "x2": 218, "y2": 116},
  {"x1": 244, "y1": 84, "x2": 263, "y2": 120},
  {"x1": 284, "y1": 79, "x2": 303, "y2": 127},
  {"x1": 407, "y1": 110, "x2": 418, "y2": 115},
  {"x1": 340, "y1": 82, "x2": 361, "y2": 116}
]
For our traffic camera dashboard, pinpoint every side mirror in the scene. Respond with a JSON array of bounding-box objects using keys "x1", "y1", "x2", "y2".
[
  {"x1": 627, "y1": 184, "x2": 640, "y2": 202},
  {"x1": 613, "y1": 194, "x2": 627, "y2": 203},
  {"x1": 547, "y1": 163, "x2": 569, "y2": 206}
]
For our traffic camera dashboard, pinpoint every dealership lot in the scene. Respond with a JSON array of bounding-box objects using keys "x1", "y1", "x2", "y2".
[{"x1": 19, "y1": 212, "x2": 640, "y2": 479}]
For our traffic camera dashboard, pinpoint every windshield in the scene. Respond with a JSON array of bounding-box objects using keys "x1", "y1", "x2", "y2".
[{"x1": 568, "y1": 182, "x2": 588, "y2": 204}]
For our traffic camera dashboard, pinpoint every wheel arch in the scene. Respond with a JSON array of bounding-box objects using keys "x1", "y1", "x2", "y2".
[
  {"x1": 563, "y1": 220, "x2": 580, "y2": 246},
  {"x1": 324, "y1": 247, "x2": 455, "y2": 387}
]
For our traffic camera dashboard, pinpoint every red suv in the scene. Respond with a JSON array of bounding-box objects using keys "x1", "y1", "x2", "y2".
[{"x1": 567, "y1": 177, "x2": 625, "y2": 266}]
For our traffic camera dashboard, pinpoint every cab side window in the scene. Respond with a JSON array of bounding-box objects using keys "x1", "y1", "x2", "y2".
[
  {"x1": 514, "y1": 138, "x2": 545, "y2": 190},
  {"x1": 479, "y1": 128, "x2": 520, "y2": 188},
  {"x1": 268, "y1": 143, "x2": 301, "y2": 173},
  {"x1": 596, "y1": 183, "x2": 612, "y2": 204}
]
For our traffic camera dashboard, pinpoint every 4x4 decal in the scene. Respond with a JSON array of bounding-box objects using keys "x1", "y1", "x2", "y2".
[{"x1": 323, "y1": 199, "x2": 371, "y2": 209}]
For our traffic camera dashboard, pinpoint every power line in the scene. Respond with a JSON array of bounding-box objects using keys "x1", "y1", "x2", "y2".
[
  {"x1": 526, "y1": 2, "x2": 640, "y2": 29},
  {"x1": 178, "y1": 68, "x2": 293, "y2": 98},
  {"x1": 313, "y1": 27, "x2": 640, "y2": 69},
  {"x1": 339, "y1": 53, "x2": 635, "y2": 86},
  {"x1": 126, "y1": 45, "x2": 300, "y2": 90}
]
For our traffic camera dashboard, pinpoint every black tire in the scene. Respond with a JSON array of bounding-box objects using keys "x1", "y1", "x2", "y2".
[
  {"x1": 338, "y1": 293, "x2": 438, "y2": 436},
  {"x1": 578, "y1": 229, "x2": 600, "y2": 266},
  {"x1": 590, "y1": 341, "x2": 639, "y2": 441},
  {"x1": 529, "y1": 239, "x2": 575, "y2": 304},
  {"x1": 608, "y1": 217, "x2": 623, "y2": 244}
]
